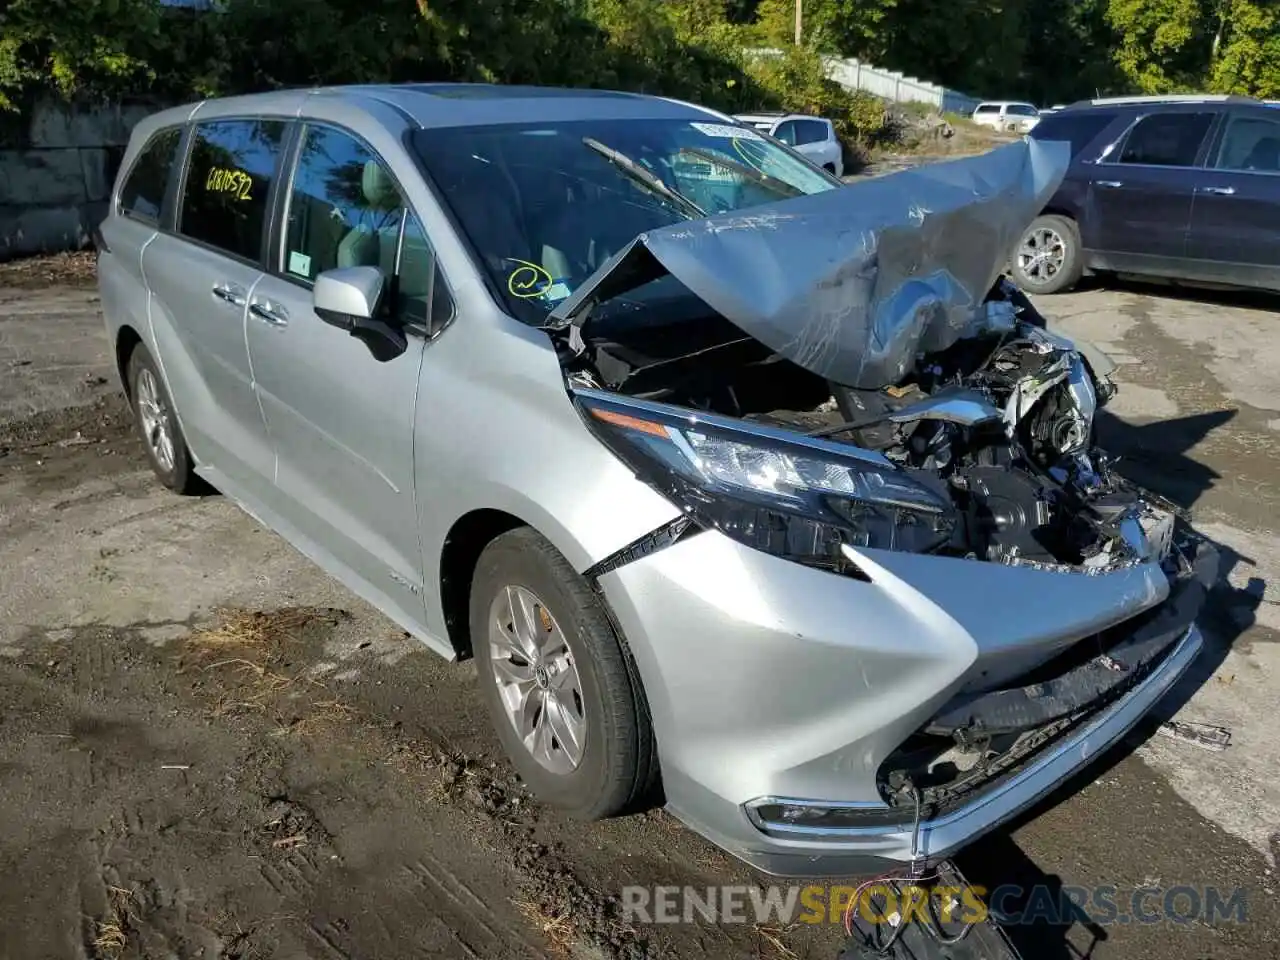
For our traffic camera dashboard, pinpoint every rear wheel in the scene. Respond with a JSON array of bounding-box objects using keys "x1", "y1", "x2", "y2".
[
  {"x1": 1010, "y1": 214, "x2": 1084, "y2": 294},
  {"x1": 470, "y1": 527, "x2": 658, "y2": 818},
  {"x1": 127, "y1": 347, "x2": 200, "y2": 494}
]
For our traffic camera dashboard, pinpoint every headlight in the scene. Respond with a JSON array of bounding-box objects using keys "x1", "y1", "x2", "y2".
[{"x1": 574, "y1": 390, "x2": 956, "y2": 570}]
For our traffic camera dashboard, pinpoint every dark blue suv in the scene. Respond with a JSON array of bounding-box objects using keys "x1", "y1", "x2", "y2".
[{"x1": 1011, "y1": 95, "x2": 1280, "y2": 294}]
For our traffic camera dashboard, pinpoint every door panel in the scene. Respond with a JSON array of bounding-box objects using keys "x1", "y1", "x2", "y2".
[
  {"x1": 142, "y1": 236, "x2": 271, "y2": 487},
  {"x1": 247, "y1": 122, "x2": 432, "y2": 627},
  {"x1": 140, "y1": 117, "x2": 290, "y2": 492},
  {"x1": 247, "y1": 274, "x2": 428, "y2": 624},
  {"x1": 1083, "y1": 111, "x2": 1216, "y2": 261},
  {"x1": 1186, "y1": 112, "x2": 1280, "y2": 290}
]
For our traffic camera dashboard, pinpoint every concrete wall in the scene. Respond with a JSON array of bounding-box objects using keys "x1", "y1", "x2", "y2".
[{"x1": 0, "y1": 99, "x2": 159, "y2": 262}]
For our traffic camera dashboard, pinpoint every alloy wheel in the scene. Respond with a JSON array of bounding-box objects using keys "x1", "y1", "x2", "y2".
[
  {"x1": 488, "y1": 584, "x2": 587, "y2": 775},
  {"x1": 1017, "y1": 226, "x2": 1067, "y2": 286},
  {"x1": 135, "y1": 367, "x2": 176, "y2": 473}
]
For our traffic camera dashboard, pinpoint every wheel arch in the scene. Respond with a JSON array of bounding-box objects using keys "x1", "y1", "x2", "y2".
[
  {"x1": 1039, "y1": 205, "x2": 1078, "y2": 224},
  {"x1": 115, "y1": 324, "x2": 144, "y2": 399},
  {"x1": 437, "y1": 508, "x2": 529, "y2": 661}
]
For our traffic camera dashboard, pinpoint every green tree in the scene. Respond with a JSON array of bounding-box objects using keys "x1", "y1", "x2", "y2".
[
  {"x1": 1106, "y1": 0, "x2": 1212, "y2": 92},
  {"x1": 0, "y1": 0, "x2": 163, "y2": 110},
  {"x1": 874, "y1": 0, "x2": 1031, "y2": 96},
  {"x1": 1210, "y1": 0, "x2": 1280, "y2": 97}
]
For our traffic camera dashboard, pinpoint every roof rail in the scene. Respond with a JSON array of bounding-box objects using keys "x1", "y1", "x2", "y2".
[{"x1": 1072, "y1": 93, "x2": 1260, "y2": 107}]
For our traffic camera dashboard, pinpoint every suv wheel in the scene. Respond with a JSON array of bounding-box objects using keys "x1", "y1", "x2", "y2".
[
  {"x1": 127, "y1": 347, "x2": 201, "y2": 494},
  {"x1": 470, "y1": 527, "x2": 658, "y2": 819},
  {"x1": 1011, "y1": 214, "x2": 1084, "y2": 294}
]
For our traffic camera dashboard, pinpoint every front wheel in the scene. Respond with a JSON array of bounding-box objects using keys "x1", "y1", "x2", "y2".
[
  {"x1": 1010, "y1": 214, "x2": 1084, "y2": 294},
  {"x1": 469, "y1": 527, "x2": 659, "y2": 819}
]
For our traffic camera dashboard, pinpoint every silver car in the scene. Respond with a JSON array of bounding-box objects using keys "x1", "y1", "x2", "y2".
[{"x1": 97, "y1": 84, "x2": 1212, "y2": 878}]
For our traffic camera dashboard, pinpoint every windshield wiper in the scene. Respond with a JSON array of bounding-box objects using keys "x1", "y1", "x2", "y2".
[
  {"x1": 678, "y1": 146, "x2": 805, "y2": 200},
  {"x1": 582, "y1": 137, "x2": 705, "y2": 220}
]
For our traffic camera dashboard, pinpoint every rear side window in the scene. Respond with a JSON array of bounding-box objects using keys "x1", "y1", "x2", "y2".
[
  {"x1": 1031, "y1": 112, "x2": 1117, "y2": 158},
  {"x1": 1215, "y1": 114, "x2": 1280, "y2": 172},
  {"x1": 119, "y1": 128, "x2": 182, "y2": 224},
  {"x1": 1007, "y1": 104, "x2": 1039, "y2": 118},
  {"x1": 1117, "y1": 112, "x2": 1215, "y2": 167},
  {"x1": 179, "y1": 119, "x2": 287, "y2": 262},
  {"x1": 974, "y1": 104, "x2": 999, "y2": 115}
]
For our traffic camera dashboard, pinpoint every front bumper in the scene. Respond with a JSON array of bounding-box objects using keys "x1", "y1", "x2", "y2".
[{"x1": 597, "y1": 529, "x2": 1206, "y2": 878}]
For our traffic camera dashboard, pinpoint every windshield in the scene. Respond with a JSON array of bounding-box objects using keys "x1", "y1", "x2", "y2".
[{"x1": 409, "y1": 118, "x2": 840, "y2": 323}]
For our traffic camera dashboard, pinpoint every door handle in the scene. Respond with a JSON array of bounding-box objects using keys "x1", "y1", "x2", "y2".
[
  {"x1": 249, "y1": 300, "x2": 289, "y2": 327},
  {"x1": 211, "y1": 282, "x2": 247, "y2": 306},
  {"x1": 1096, "y1": 180, "x2": 1123, "y2": 189},
  {"x1": 1198, "y1": 185, "x2": 1236, "y2": 196}
]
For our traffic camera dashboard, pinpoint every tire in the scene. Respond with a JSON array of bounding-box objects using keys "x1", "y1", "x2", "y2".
[
  {"x1": 470, "y1": 527, "x2": 658, "y2": 819},
  {"x1": 126, "y1": 346, "x2": 201, "y2": 494},
  {"x1": 1010, "y1": 214, "x2": 1084, "y2": 294}
]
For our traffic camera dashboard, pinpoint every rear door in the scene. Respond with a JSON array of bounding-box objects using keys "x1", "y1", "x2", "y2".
[
  {"x1": 97, "y1": 126, "x2": 184, "y2": 376},
  {"x1": 141, "y1": 118, "x2": 287, "y2": 494},
  {"x1": 1185, "y1": 108, "x2": 1280, "y2": 291},
  {"x1": 1084, "y1": 110, "x2": 1218, "y2": 270},
  {"x1": 245, "y1": 120, "x2": 445, "y2": 628}
]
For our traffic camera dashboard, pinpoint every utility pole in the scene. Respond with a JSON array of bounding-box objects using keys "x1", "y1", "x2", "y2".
[{"x1": 795, "y1": 0, "x2": 802, "y2": 45}]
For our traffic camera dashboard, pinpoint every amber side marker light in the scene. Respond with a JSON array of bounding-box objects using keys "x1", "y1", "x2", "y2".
[{"x1": 588, "y1": 407, "x2": 671, "y2": 437}]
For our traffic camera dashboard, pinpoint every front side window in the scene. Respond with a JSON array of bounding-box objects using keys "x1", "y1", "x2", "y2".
[
  {"x1": 772, "y1": 120, "x2": 799, "y2": 145},
  {"x1": 285, "y1": 124, "x2": 449, "y2": 327},
  {"x1": 409, "y1": 117, "x2": 838, "y2": 324},
  {"x1": 120, "y1": 127, "x2": 182, "y2": 224},
  {"x1": 1117, "y1": 112, "x2": 1215, "y2": 167},
  {"x1": 1031, "y1": 113, "x2": 1118, "y2": 160},
  {"x1": 397, "y1": 211, "x2": 452, "y2": 331},
  {"x1": 179, "y1": 119, "x2": 287, "y2": 261},
  {"x1": 1214, "y1": 114, "x2": 1280, "y2": 173},
  {"x1": 795, "y1": 119, "x2": 830, "y2": 145},
  {"x1": 283, "y1": 124, "x2": 406, "y2": 282},
  {"x1": 1007, "y1": 104, "x2": 1039, "y2": 118}
]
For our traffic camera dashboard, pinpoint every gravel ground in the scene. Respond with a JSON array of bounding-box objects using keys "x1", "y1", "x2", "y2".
[{"x1": 0, "y1": 256, "x2": 1277, "y2": 959}]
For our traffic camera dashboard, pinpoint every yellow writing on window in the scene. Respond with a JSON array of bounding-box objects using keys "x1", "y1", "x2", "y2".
[
  {"x1": 205, "y1": 166, "x2": 254, "y2": 201},
  {"x1": 507, "y1": 258, "x2": 554, "y2": 298}
]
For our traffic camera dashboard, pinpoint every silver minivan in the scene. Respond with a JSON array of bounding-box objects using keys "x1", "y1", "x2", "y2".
[{"x1": 98, "y1": 84, "x2": 1212, "y2": 878}]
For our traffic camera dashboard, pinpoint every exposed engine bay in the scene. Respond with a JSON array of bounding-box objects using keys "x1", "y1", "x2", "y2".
[
  {"x1": 561, "y1": 273, "x2": 1215, "y2": 816},
  {"x1": 545, "y1": 136, "x2": 1215, "y2": 852},
  {"x1": 562, "y1": 277, "x2": 1179, "y2": 578}
]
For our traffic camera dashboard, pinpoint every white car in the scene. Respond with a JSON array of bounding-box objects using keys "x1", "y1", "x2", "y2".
[
  {"x1": 971, "y1": 101, "x2": 1041, "y2": 134},
  {"x1": 734, "y1": 112, "x2": 844, "y2": 176}
]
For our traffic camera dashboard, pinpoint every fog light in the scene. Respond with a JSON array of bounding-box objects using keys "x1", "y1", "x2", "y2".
[{"x1": 745, "y1": 797, "x2": 901, "y2": 835}]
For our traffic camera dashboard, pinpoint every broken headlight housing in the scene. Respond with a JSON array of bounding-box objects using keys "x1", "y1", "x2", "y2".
[{"x1": 575, "y1": 390, "x2": 956, "y2": 569}]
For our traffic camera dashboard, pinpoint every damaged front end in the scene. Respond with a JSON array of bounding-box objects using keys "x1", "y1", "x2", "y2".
[{"x1": 550, "y1": 137, "x2": 1213, "y2": 831}]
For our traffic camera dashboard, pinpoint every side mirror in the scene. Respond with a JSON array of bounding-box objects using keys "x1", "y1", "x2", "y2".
[
  {"x1": 312, "y1": 266, "x2": 407, "y2": 362},
  {"x1": 313, "y1": 265, "x2": 385, "y2": 329}
]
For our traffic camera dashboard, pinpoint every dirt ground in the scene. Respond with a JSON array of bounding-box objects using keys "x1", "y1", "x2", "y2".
[{"x1": 1, "y1": 256, "x2": 1278, "y2": 960}]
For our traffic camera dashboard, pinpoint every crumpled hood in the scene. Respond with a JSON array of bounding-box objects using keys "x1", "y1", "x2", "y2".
[{"x1": 550, "y1": 137, "x2": 1070, "y2": 389}]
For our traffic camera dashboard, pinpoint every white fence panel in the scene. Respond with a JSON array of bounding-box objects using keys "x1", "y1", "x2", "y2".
[
  {"x1": 746, "y1": 49, "x2": 981, "y2": 115},
  {"x1": 821, "y1": 56, "x2": 982, "y2": 114}
]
